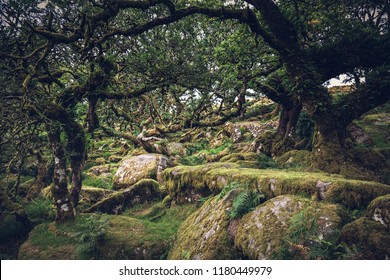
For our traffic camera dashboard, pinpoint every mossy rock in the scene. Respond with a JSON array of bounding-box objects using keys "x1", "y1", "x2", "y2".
[
  {"x1": 219, "y1": 152, "x2": 277, "y2": 168},
  {"x1": 18, "y1": 222, "x2": 78, "y2": 260},
  {"x1": 113, "y1": 153, "x2": 170, "y2": 190},
  {"x1": 351, "y1": 148, "x2": 387, "y2": 174},
  {"x1": 0, "y1": 213, "x2": 27, "y2": 241},
  {"x1": 84, "y1": 179, "x2": 161, "y2": 214},
  {"x1": 235, "y1": 195, "x2": 348, "y2": 259},
  {"x1": 162, "y1": 162, "x2": 239, "y2": 204},
  {"x1": 108, "y1": 155, "x2": 123, "y2": 163},
  {"x1": 365, "y1": 194, "x2": 390, "y2": 228},
  {"x1": 340, "y1": 217, "x2": 390, "y2": 259},
  {"x1": 166, "y1": 142, "x2": 186, "y2": 156},
  {"x1": 164, "y1": 165, "x2": 390, "y2": 209},
  {"x1": 95, "y1": 157, "x2": 106, "y2": 165},
  {"x1": 77, "y1": 187, "x2": 114, "y2": 210},
  {"x1": 18, "y1": 214, "x2": 172, "y2": 260},
  {"x1": 88, "y1": 165, "x2": 111, "y2": 176},
  {"x1": 275, "y1": 150, "x2": 312, "y2": 168},
  {"x1": 18, "y1": 203, "x2": 197, "y2": 260},
  {"x1": 168, "y1": 191, "x2": 241, "y2": 260},
  {"x1": 0, "y1": 187, "x2": 31, "y2": 240},
  {"x1": 325, "y1": 180, "x2": 390, "y2": 209},
  {"x1": 96, "y1": 215, "x2": 170, "y2": 259}
]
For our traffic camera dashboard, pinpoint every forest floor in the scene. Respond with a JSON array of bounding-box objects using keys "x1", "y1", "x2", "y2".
[{"x1": 1, "y1": 100, "x2": 389, "y2": 260}]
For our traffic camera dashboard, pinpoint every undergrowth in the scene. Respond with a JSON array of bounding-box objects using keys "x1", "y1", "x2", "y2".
[{"x1": 73, "y1": 215, "x2": 109, "y2": 259}]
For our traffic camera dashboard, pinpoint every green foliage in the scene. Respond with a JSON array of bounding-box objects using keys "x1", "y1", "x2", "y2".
[
  {"x1": 73, "y1": 215, "x2": 108, "y2": 259},
  {"x1": 287, "y1": 209, "x2": 345, "y2": 260},
  {"x1": 229, "y1": 190, "x2": 265, "y2": 220},
  {"x1": 185, "y1": 140, "x2": 209, "y2": 156},
  {"x1": 255, "y1": 154, "x2": 278, "y2": 169},
  {"x1": 288, "y1": 208, "x2": 318, "y2": 243},
  {"x1": 218, "y1": 181, "x2": 240, "y2": 199},
  {"x1": 25, "y1": 197, "x2": 55, "y2": 222},
  {"x1": 82, "y1": 173, "x2": 112, "y2": 189},
  {"x1": 0, "y1": 214, "x2": 25, "y2": 240},
  {"x1": 179, "y1": 155, "x2": 206, "y2": 166}
]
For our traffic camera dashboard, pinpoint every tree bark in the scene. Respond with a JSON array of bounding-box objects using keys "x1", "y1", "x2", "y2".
[
  {"x1": 26, "y1": 150, "x2": 48, "y2": 201},
  {"x1": 271, "y1": 99, "x2": 302, "y2": 156},
  {"x1": 85, "y1": 97, "x2": 99, "y2": 133},
  {"x1": 47, "y1": 126, "x2": 74, "y2": 221}
]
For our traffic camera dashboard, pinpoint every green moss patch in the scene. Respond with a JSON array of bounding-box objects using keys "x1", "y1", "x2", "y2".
[
  {"x1": 340, "y1": 217, "x2": 390, "y2": 259},
  {"x1": 162, "y1": 163, "x2": 239, "y2": 204},
  {"x1": 18, "y1": 202, "x2": 196, "y2": 260},
  {"x1": 275, "y1": 150, "x2": 312, "y2": 169},
  {"x1": 164, "y1": 165, "x2": 390, "y2": 209},
  {"x1": 168, "y1": 191, "x2": 241, "y2": 260},
  {"x1": 365, "y1": 194, "x2": 390, "y2": 228},
  {"x1": 235, "y1": 195, "x2": 348, "y2": 260},
  {"x1": 84, "y1": 179, "x2": 161, "y2": 214}
]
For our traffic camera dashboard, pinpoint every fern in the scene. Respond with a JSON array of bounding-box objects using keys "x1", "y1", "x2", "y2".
[
  {"x1": 228, "y1": 190, "x2": 265, "y2": 220},
  {"x1": 218, "y1": 181, "x2": 240, "y2": 199},
  {"x1": 73, "y1": 215, "x2": 108, "y2": 259}
]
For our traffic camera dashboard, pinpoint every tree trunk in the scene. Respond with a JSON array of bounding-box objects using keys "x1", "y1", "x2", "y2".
[
  {"x1": 65, "y1": 121, "x2": 86, "y2": 207},
  {"x1": 271, "y1": 99, "x2": 302, "y2": 156},
  {"x1": 47, "y1": 126, "x2": 74, "y2": 222},
  {"x1": 26, "y1": 150, "x2": 48, "y2": 201},
  {"x1": 45, "y1": 104, "x2": 86, "y2": 207},
  {"x1": 85, "y1": 97, "x2": 99, "y2": 133}
]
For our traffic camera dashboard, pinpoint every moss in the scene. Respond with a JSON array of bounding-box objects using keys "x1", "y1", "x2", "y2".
[
  {"x1": 235, "y1": 195, "x2": 348, "y2": 260},
  {"x1": 77, "y1": 187, "x2": 114, "y2": 211},
  {"x1": 162, "y1": 163, "x2": 239, "y2": 204},
  {"x1": 326, "y1": 181, "x2": 390, "y2": 209},
  {"x1": 340, "y1": 217, "x2": 390, "y2": 259},
  {"x1": 365, "y1": 194, "x2": 390, "y2": 228},
  {"x1": 164, "y1": 165, "x2": 390, "y2": 210},
  {"x1": 275, "y1": 150, "x2": 312, "y2": 169},
  {"x1": 168, "y1": 191, "x2": 241, "y2": 260},
  {"x1": 19, "y1": 203, "x2": 196, "y2": 260},
  {"x1": 0, "y1": 214, "x2": 25, "y2": 240},
  {"x1": 162, "y1": 195, "x2": 172, "y2": 207},
  {"x1": 220, "y1": 152, "x2": 277, "y2": 169},
  {"x1": 97, "y1": 215, "x2": 170, "y2": 259},
  {"x1": 18, "y1": 222, "x2": 79, "y2": 259},
  {"x1": 82, "y1": 173, "x2": 112, "y2": 189},
  {"x1": 84, "y1": 179, "x2": 161, "y2": 214}
]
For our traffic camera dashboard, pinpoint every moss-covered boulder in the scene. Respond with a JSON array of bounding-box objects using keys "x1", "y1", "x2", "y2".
[
  {"x1": 166, "y1": 142, "x2": 186, "y2": 156},
  {"x1": 113, "y1": 154, "x2": 170, "y2": 189},
  {"x1": 235, "y1": 195, "x2": 348, "y2": 259},
  {"x1": 164, "y1": 165, "x2": 390, "y2": 209},
  {"x1": 219, "y1": 152, "x2": 277, "y2": 168},
  {"x1": 340, "y1": 217, "x2": 390, "y2": 259},
  {"x1": 168, "y1": 191, "x2": 241, "y2": 260},
  {"x1": 97, "y1": 215, "x2": 170, "y2": 259},
  {"x1": 365, "y1": 194, "x2": 390, "y2": 228},
  {"x1": 77, "y1": 187, "x2": 114, "y2": 210},
  {"x1": 84, "y1": 179, "x2": 161, "y2": 214},
  {"x1": 163, "y1": 162, "x2": 239, "y2": 204},
  {"x1": 224, "y1": 121, "x2": 278, "y2": 143},
  {"x1": 0, "y1": 187, "x2": 31, "y2": 242},
  {"x1": 88, "y1": 165, "x2": 111, "y2": 176},
  {"x1": 18, "y1": 214, "x2": 174, "y2": 260}
]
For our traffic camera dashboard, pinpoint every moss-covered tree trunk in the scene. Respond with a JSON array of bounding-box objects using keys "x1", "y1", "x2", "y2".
[
  {"x1": 26, "y1": 150, "x2": 48, "y2": 201},
  {"x1": 45, "y1": 104, "x2": 86, "y2": 207},
  {"x1": 47, "y1": 126, "x2": 74, "y2": 221},
  {"x1": 85, "y1": 97, "x2": 99, "y2": 133},
  {"x1": 65, "y1": 121, "x2": 86, "y2": 207},
  {"x1": 272, "y1": 98, "x2": 302, "y2": 156}
]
